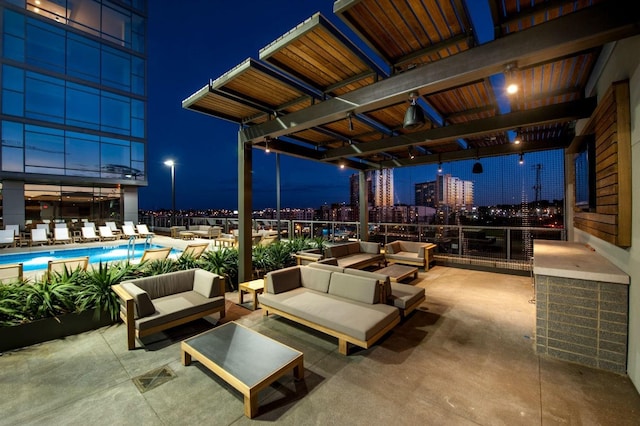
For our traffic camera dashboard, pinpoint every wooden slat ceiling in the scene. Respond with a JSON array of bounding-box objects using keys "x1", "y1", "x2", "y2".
[
  {"x1": 182, "y1": 58, "x2": 315, "y2": 125},
  {"x1": 183, "y1": 0, "x2": 639, "y2": 170},
  {"x1": 259, "y1": 13, "x2": 385, "y2": 96}
]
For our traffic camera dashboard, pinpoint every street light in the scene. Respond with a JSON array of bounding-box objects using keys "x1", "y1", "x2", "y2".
[{"x1": 164, "y1": 159, "x2": 175, "y2": 227}]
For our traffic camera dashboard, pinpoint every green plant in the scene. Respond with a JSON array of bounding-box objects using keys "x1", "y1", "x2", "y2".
[
  {"x1": 312, "y1": 236, "x2": 327, "y2": 251},
  {"x1": 140, "y1": 258, "x2": 178, "y2": 276},
  {"x1": 0, "y1": 282, "x2": 28, "y2": 326},
  {"x1": 22, "y1": 273, "x2": 82, "y2": 322},
  {"x1": 264, "y1": 240, "x2": 297, "y2": 271},
  {"x1": 286, "y1": 237, "x2": 313, "y2": 254},
  {"x1": 76, "y1": 262, "x2": 136, "y2": 321},
  {"x1": 200, "y1": 247, "x2": 238, "y2": 290},
  {"x1": 175, "y1": 254, "x2": 201, "y2": 271},
  {"x1": 252, "y1": 244, "x2": 270, "y2": 278}
]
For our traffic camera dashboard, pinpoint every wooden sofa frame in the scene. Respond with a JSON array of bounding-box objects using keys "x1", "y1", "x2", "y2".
[{"x1": 112, "y1": 278, "x2": 226, "y2": 350}]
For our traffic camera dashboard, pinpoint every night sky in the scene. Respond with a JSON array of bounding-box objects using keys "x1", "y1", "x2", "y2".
[{"x1": 141, "y1": 1, "x2": 565, "y2": 211}]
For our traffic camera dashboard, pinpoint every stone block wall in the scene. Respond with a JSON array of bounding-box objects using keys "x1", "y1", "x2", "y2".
[{"x1": 535, "y1": 275, "x2": 629, "y2": 374}]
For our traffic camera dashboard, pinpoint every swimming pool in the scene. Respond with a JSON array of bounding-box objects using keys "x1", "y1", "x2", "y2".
[{"x1": 0, "y1": 243, "x2": 180, "y2": 272}]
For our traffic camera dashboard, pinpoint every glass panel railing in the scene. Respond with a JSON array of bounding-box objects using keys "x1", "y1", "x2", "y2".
[{"x1": 138, "y1": 214, "x2": 565, "y2": 270}]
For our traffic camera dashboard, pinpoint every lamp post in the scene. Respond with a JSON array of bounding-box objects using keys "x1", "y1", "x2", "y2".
[{"x1": 164, "y1": 160, "x2": 175, "y2": 227}]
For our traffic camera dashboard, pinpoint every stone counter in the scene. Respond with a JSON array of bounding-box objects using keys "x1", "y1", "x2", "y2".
[
  {"x1": 533, "y1": 240, "x2": 629, "y2": 374},
  {"x1": 533, "y1": 240, "x2": 629, "y2": 284}
]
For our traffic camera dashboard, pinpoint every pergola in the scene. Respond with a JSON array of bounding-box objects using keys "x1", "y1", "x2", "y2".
[{"x1": 183, "y1": 0, "x2": 640, "y2": 282}]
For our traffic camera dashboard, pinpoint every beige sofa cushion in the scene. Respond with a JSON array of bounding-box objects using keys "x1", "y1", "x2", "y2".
[
  {"x1": 328, "y1": 272, "x2": 379, "y2": 304},
  {"x1": 129, "y1": 269, "x2": 195, "y2": 299},
  {"x1": 259, "y1": 287, "x2": 398, "y2": 341},
  {"x1": 300, "y1": 267, "x2": 331, "y2": 293}
]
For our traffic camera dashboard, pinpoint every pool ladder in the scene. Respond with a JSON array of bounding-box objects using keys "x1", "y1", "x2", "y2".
[{"x1": 126, "y1": 234, "x2": 154, "y2": 262}]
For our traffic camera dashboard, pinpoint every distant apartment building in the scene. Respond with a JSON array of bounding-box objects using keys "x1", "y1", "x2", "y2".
[
  {"x1": 0, "y1": 0, "x2": 147, "y2": 227},
  {"x1": 415, "y1": 174, "x2": 474, "y2": 210},
  {"x1": 349, "y1": 172, "x2": 374, "y2": 209},
  {"x1": 350, "y1": 168, "x2": 394, "y2": 215}
]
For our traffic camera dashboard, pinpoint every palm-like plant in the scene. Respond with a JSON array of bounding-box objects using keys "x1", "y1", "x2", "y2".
[
  {"x1": 0, "y1": 282, "x2": 28, "y2": 326},
  {"x1": 22, "y1": 271, "x2": 81, "y2": 322},
  {"x1": 200, "y1": 248, "x2": 238, "y2": 290},
  {"x1": 140, "y1": 258, "x2": 178, "y2": 276},
  {"x1": 76, "y1": 262, "x2": 136, "y2": 321},
  {"x1": 265, "y1": 240, "x2": 297, "y2": 271},
  {"x1": 175, "y1": 254, "x2": 200, "y2": 271}
]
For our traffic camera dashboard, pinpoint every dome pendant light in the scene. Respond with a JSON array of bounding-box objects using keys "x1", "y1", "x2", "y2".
[
  {"x1": 403, "y1": 92, "x2": 425, "y2": 130},
  {"x1": 472, "y1": 148, "x2": 483, "y2": 174}
]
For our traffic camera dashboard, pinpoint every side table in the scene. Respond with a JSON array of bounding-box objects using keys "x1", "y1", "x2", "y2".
[{"x1": 238, "y1": 279, "x2": 265, "y2": 310}]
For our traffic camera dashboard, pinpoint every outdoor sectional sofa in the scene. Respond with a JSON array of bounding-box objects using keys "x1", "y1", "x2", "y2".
[
  {"x1": 384, "y1": 240, "x2": 436, "y2": 270},
  {"x1": 189, "y1": 225, "x2": 222, "y2": 239},
  {"x1": 111, "y1": 268, "x2": 225, "y2": 349},
  {"x1": 261, "y1": 264, "x2": 417, "y2": 355},
  {"x1": 323, "y1": 241, "x2": 386, "y2": 269}
]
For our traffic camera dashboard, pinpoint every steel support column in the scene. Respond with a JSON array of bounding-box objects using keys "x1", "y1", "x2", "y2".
[
  {"x1": 238, "y1": 134, "x2": 253, "y2": 284},
  {"x1": 276, "y1": 153, "x2": 281, "y2": 239},
  {"x1": 359, "y1": 170, "x2": 368, "y2": 241}
]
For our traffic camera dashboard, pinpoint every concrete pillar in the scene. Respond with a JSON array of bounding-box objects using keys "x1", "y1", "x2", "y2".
[
  {"x1": 2, "y1": 180, "x2": 25, "y2": 227},
  {"x1": 122, "y1": 186, "x2": 138, "y2": 223}
]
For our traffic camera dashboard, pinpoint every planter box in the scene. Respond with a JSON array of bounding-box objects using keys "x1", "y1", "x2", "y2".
[{"x1": 0, "y1": 309, "x2": 115, "y2": 352}]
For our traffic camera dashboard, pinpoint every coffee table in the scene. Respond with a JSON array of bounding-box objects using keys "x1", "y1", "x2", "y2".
[
  {"x1": 179, "y1": 231, "x2": 195, "y2": 240},
  {"x1": 181, "y1": 321, "x2": 304, "y2": 418},
  {"x1": 238, "y1": 279, "x2": 264, "y2": 310},
  {"x1": 375, "y1": 264, "x2": 419, "y2": 282}
]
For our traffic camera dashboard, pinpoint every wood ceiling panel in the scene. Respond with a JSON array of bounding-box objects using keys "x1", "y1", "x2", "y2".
[
  {"x1": 497, "y1": 0, "x2": 604, "y2": 35},
  {"x1": 260, "y1": 13, "x2": 381, "y2": 95},
  {"x1": 509, "y1": 53, "x2": 596, "y2": 112},
  {"x1": 224, "y1": 68, "x2": 304, "y2": 111},
  {"x1": 336, "y1": 0, "x2": 471, "y2": 68},
  {"x1": 427, "y1": 81, "x2": 496, "y2": 123}
]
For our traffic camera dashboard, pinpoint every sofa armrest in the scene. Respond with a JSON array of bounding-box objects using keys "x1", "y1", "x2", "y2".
[
  {"x1": 294, "y1": 249, "x2": 323, "y2": 265},
  {"x1": 317, "y1": 257, "x2": 339, "y2": 266},
  {"x1": 384, "y1": 241, "x2": 400, "y2": 254},
  {"x1": 111, "y1": 284, "x2": 137, "y2": 350}
]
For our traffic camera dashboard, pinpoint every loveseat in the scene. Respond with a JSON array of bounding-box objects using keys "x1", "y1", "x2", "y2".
[
  {"x1": 384, "y1": 241, "x2": 436, "y2": 270},
  {"x1": 189, "y1": 225, "x2": 222, "y2": 239},
  {"x1": 111, "y1": 268, "x2": 225, "y2": 349},
  {"x1": 323, "y1": 241, "x2": 385, "y2": 269},
  {"x1": 260, "y1": 265, "x2": 400, "y2": 355}
]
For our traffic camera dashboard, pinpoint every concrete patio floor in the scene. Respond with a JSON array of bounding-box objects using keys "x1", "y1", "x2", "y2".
[{"x1": 1, "y1": 258, "x2": 639, "y2": 424}]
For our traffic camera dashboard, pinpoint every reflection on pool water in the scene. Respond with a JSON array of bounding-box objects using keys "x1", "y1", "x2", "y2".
[{"x1": 0, "y1": 243, "x2": 180, "y2": 272}]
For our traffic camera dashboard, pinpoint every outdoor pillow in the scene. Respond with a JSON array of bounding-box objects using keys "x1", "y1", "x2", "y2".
[
  {"x1": 266, "y1": 266, "x2": 301, "y2": 294},
  {"x1": 300, "y1": 266, "x2": 331, "y2": 293},
  {"x1": 121, "y1": 282, "x2": 156, "y2": 318},
  {"x1": 193, "y1": 269, "x2": 220, "y2": 298},
  {"x1": 328, "y1": 272, "x2": 379, "y2": 304}
]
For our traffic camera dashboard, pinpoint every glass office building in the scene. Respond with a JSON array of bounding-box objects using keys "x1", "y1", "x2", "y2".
[{"x1": 0, "y1": 0, "x2": 146, "y2": 226}]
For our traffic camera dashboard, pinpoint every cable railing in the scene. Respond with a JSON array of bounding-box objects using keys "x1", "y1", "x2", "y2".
[{"x1": 140, "y1": 214, "x2": 565, "y2": 272}]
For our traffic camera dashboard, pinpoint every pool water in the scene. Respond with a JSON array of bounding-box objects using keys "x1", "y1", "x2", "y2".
[{"x1": 0, "y1": 243, "x2": 180, "y2": 272}]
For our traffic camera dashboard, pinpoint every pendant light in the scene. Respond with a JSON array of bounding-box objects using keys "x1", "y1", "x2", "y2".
[{"x1": 403, "y1": 92, "x2": 425, "y2": 130}]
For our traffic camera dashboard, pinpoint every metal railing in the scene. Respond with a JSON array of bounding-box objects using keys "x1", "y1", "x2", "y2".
[{"x1": 139, "y1": 214, "x2": 565, "y2": 272}]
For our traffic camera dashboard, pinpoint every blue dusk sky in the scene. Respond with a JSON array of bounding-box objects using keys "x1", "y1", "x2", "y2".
[{"x1": 141, "y1": 1, "x2": 565, "y2": 211}]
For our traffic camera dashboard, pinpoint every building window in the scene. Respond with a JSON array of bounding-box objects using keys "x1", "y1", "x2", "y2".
[
  {"x1": 1, "y1": 119, "x2": 145, "y2": 180},
  {"x1": 2, "y1": 8, "x2": 146, "y2": 95},
  {"x1": 24, "y1": 183, "x2": 122, "y2": 222}
]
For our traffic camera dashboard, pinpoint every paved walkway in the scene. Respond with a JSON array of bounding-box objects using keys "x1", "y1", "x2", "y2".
[{"x1": 1, "y1": 264, "x2": 639, "y2": 424}]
